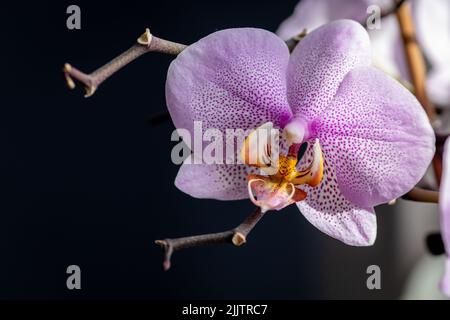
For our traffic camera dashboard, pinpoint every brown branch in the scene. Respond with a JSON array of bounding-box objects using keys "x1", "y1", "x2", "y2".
[
  {"x1": 401, "y1": 187, "x2": 439, "y2": 203},
  {"x1": 395, "y1": 1, "x2": 442, "y2": 185},
  {"x1": 155, "y1": 207, "x2": 265, "y2": 271},
  {"x1": 63, "y1": 28, "x2": 187, "y2": 97}
]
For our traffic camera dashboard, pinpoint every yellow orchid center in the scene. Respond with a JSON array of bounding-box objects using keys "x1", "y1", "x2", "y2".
[{"x1": 241, "y1": 122, "x2": 324, "y2": 213}]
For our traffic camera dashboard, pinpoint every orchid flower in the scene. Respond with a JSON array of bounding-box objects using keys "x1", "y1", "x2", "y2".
[
  {"x1": 277, "y1": 0, "x2": 450, "y2": 110},
  {"x1": 439, "y1": 137, "x2": 450, "y2": 296},
  {"x1": 166, "y1": 20, "x2": 435, "y2": 246}
]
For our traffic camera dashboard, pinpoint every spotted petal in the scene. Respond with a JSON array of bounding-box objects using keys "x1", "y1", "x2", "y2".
[
  {"x1": 316, "y1": 66, "x2": 435, "y2": 208},
  {"x1": 286, "y1": 19, "x2": 371, "y2": 121},
  {"x1": 166, "y1": 28, "x2": 292, "y2": 135},
  {"x1": 175, "y1": 160, "x2": 257, "y2": 201},
  {"x1": 440, "y1": 137, "x2": 450, "y2": 296},
  {"x1": 297, "y1": 141, "x2": 376, "y2": 246},
  {"x1": 166, "y1": 28, "x2": 292, "y2": 200}
]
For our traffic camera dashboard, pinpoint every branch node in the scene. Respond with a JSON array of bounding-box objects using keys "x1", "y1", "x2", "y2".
[
  {"x1": 84, "y1": 85, "x2": 97, "y2": 98},
  {"x1": 137, "y1": 28, "x2": 153, "y2": 47},
  {"x1": 232, "y1": 232, "x2": 246, "y2": 246},
  {"x1": 155, "y1": 239, "x2": 173, "y2": 271},
  {"x1": 63, "y1": 29, "x2": 187, "y2": 97},
  {"x1": 63, "y1": 63, "x2": 97, "y2": 97},
  {"x1": 63, "y1": 63, "x2": 76, "y2": 89},
  {"x1": 153, "y1": 207, "x2": 263, "y2": 270}
]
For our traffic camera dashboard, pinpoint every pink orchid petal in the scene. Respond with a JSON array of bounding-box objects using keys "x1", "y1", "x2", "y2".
[
  {"x1": 175, "y1": 161, "x2": 257, "y2": 201},
  {"x1": 297, "y1": 142, "x2": 376, "y2": 246},
  {"x1": 166, "y1": 28, "x2": 292, "y2": 135},
  {"x1": 276, "y1": 0, "x2": 407, "y2": 80},
  {"x1": 166, "y1": 28, "x2": 293, "y2": 200},
  {"x1": 277, "y1": 0, "x2": 411, "y2": 86},
  {"x1": 278, "y1": 0, "x2": 450, "y2": 107},
  {"x1": 317, "y1": 66, "x2": 435, "y2": 208},
  {"x1": 440, "y1": 138, "x2": 450, "y2": 296},
  {"x1": 287, "y1": 20, "x2": 371, "y2": 121}
]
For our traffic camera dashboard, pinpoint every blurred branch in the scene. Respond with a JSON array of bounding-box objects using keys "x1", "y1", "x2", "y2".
[
  {"x1": 155, "y1": 207, "x2": 265, "y2": 271},
  {"x1": 401, "y1": 187, "x2": 439, "y2": 203},
  {"x1": 285, "y1": 29, "x2": 308, "y2": 52},
  {"x1": 396, "y1": 1, "x2": 442, "y2": 185},
  {"x1": 63, "y1": 28, "x2": 187, "y2": 97}
]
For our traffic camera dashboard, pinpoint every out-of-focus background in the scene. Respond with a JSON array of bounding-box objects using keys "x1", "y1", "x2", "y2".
[{"x1": 0, "y1": 0, "x2": 446, "y2": 299}]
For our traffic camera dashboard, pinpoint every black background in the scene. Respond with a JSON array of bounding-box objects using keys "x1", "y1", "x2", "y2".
[{"x1": 1, "y1": 0, "x2": 403, "y2": 299}]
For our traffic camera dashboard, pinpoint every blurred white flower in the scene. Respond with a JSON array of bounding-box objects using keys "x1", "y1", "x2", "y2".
[{"x1": 277, "y1": 0, "x2": 450, "y2": 110}]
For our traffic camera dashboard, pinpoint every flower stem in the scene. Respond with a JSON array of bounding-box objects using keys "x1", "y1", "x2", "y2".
[
  {"x1": 155, "y1": 207, "x2": 265, "y2": 271},
  {"x1": 63, "y1": 28, "x2": 187, "y2": 97},
  {"x1": 401, "y1": 187, "x2": 439, "y2": 203},
  {"x1": 395, "y1": 1, "x2": 442, "y2": 185}
]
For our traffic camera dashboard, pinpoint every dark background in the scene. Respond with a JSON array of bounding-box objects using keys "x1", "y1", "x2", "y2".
[{"x1": 0, "y1": 0, "x2": 405, "y2": 299}]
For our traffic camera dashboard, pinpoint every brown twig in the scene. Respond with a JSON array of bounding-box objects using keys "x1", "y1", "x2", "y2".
[
  {"x1": 401, "y1": 187, "x2": 439, "y2": 203},
  {"x1": 395, "y1": 1, "x2": 442, "y2": 185},
  {"x1": 63, "y1": 28, "x2": 187, "y2": 97},
  {"x1": 155, "y1": 207, "x2": 265, "y2": 271}
]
